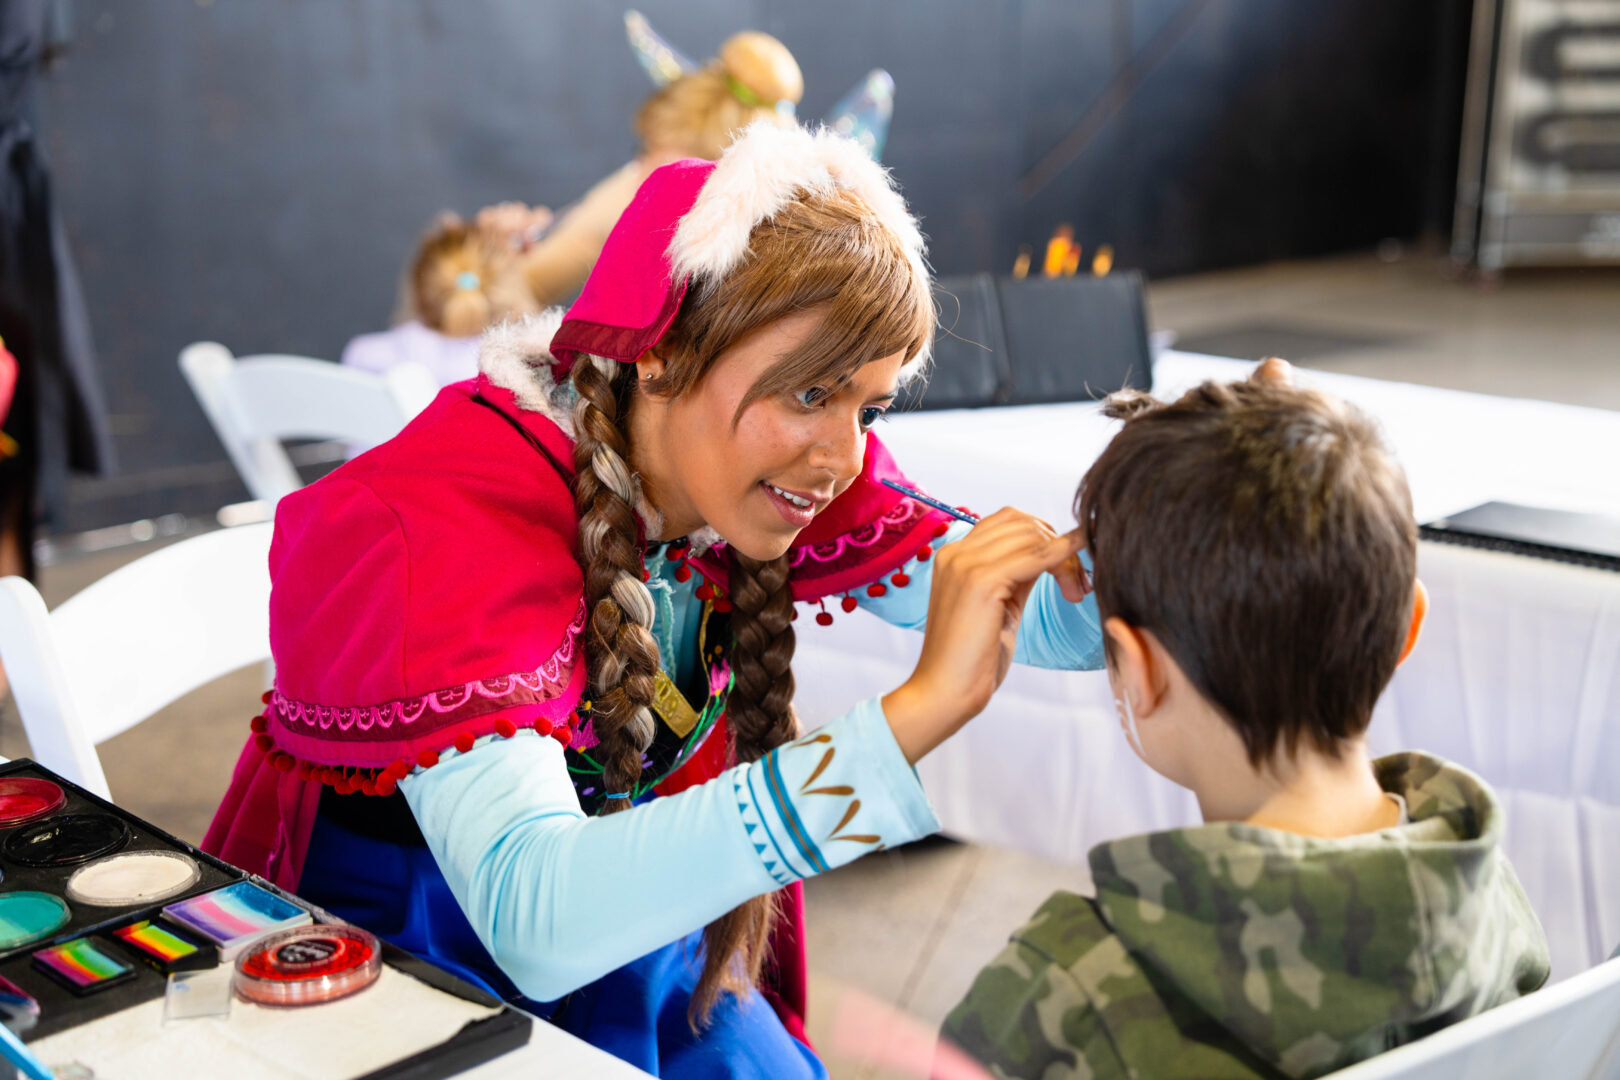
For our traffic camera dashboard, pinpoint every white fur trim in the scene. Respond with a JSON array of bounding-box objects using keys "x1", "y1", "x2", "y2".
[
  {"x1": 478, "y1": 315, "x2": 666, "y2": 537},
  {"x1": 668, "y1": 122, "x2": 934, "y2": 382},
  {"x1": 478, "y1": 309, "x2": 575, "y2": 436}
]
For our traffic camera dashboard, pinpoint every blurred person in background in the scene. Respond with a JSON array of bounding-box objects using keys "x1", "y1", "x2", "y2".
[
  {"x1": 0, "y1": 0, "x2": 113, "y2": 584},
  {"x1": 342, "y1": 213, "x2": 539, "y2": 388},
  {"x1": 482, "y1": 27, "x2": 803, "y2": 308}
]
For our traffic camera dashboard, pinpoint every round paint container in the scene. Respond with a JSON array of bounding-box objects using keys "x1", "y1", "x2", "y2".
[
  {"x1": 234, "y1": 924, "x2": 382, "y2": 1006},
  {"x1": 0, "y1": 891, "x2": 71, "y2": 950},
  {"x1": 0, "y1": 778, "x2": 66, "y2": 828},
  {"x1": 2, "y1": 812, "x2": 130, "y2": 868},
  {"x1": 66, "y1": 850, "x2": 201, "y2": 907}
]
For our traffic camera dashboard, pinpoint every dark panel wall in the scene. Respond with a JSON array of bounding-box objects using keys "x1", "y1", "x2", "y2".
[{"x1": 39, "y1": 0, "x2": 1466, "y2": 531}]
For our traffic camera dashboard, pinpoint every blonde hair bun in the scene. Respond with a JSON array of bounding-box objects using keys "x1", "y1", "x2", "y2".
[
  {"x1": 409, "y1": 214, "x2": 537, "y2": 338},
  {"x1": 718, "y1": 31, "x2": 803, "y2": 106}
]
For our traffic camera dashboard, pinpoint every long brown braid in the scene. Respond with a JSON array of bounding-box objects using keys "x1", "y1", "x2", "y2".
[
  {"x1": 571, "y1": 188, "x2": 935, "y2": 1026},
  {"x1": 572, "y1": 353, "x2": 662, "y2": 809},
  {"x1": 687, "y1": 550, "x2": 798, "y2": 1021}
]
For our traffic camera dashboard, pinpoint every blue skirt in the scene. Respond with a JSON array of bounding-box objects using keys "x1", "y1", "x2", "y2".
[{"x1": 300, "y1": 813, "x2": 826, "y2": 1079}]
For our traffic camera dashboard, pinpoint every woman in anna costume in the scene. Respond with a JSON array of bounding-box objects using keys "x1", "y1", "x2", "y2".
[{"x1": 204, "y1": 123, "x2": 1103, "y2": 1077}]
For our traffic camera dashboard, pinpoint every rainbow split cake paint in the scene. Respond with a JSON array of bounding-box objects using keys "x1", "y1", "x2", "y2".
[
  {"x1": 32, "y1": 938, "x2": 136, "y2": 995},
  {"x1": 111, "y1": 919, "x2": 215, "y2": 974},
  {"x1": 163, "y1": 881, "x2": 311, "y2": 959}
]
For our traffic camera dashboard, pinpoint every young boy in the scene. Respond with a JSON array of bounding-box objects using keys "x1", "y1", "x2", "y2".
[{"x1": 941, "y1": 371, "x2": 1550, "y2": 1080}]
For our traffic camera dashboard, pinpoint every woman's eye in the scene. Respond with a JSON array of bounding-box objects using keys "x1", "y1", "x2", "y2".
[
  {"x1": 859, "y1": 406, "x2": 888, "y2": 430},
  {"x1": 796, "y1": 387, "x2": 829, "y2": 408}
]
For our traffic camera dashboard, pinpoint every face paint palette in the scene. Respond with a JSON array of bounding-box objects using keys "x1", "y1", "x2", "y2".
[
  {"x1": 0, "y1": 759, "x2": 247, "y2": 1040},
  {"x1": 0, "y1": 759, "x2": 534, "y2": 1076},
  {"x1": 233, "y1": 924, "x2": 382, "y2": 1006},
  {"x1": 163, "y1": 881, "x2": 312, "y2": 960}
]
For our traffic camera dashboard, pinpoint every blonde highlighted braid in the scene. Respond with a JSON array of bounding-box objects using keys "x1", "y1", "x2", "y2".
[
  {"x1": 570, "y1": 347, "x2": 799, "y2": 1025},
  {"x1": 572, "y1": 353, "x2": 661, "y2": 809}
]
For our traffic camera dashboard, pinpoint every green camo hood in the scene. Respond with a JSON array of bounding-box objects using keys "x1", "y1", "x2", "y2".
[{"x1": 1086, "y1": 752, "x2": 1550, "y2": 1078}]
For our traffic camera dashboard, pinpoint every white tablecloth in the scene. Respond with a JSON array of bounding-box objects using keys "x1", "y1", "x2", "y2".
[{"x1": 793, "y1": 352, "x2": 1620, "y2": 983}]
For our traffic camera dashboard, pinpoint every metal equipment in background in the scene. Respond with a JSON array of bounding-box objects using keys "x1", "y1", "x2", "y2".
[{"x1": 1454, "y1": 0, "x2": 1620, "y2": 270}]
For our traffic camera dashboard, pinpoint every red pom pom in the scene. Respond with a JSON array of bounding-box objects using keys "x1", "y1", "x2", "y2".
[
  {"x1": 261, "y1": 690, "x2": 273, "y2": 705},
  {"x1": 695, "y1": 583, "x2": 715, "y2": 601},
  {"x1": 815, "y1": 611, "x2": 834, "y2": 626},
  {"x1": 416, "y1": 749, "x2": 440, "y2": 769},
  {"x1": 714, "y1": 598, "x2": 732, "y2": 613},
  {"x1": 494, "y1": 717, "x2": 517, "y2": 739},
  {"x1": 359, "y1": 776, "x2": 377, "y2": 796},
  {"x1": 534, "y1": 716, "x2": 554, "y2": 736},
  {"x1": 271, "y1": 753, "x2": 294, "y2": 773},
  {"x1": 553, "y1": 727, "x2": 574, "y2": 748},
  {"x1": 250, "y1": 714, "x2": 269, "y2": 734},
  {"x1": 790, "y1": 607, "x2": 799, "y2": 621},
  {"x1": 640, "y1": 566, "x2": 650, "y2": 582},
  {"x1": 454, "y1": 731, "x2": 476, "y2": 755},
  {"x1": 665, "y1": 546, "x2": 683, "y2": 562},
  {"x1": 375, "y1": 774, "x2": 398, "y2": 797},
  {"x1": 385, "y1": 759, "x2": 411, "y2": 780},
  {"x1": 254, "y1": 733, "x2": 274, "y2": 754},
  {"x1": 866, "y1": 583, "x2": 888, "y2": 598},
  {"x1": 915, "y1": 544, "x2": 933, "y2": 562},
  {"x1": 933, "y1": 523, "x2": 950, "y2": 538},
  {"x1": 891, "y1": 572, "x2": 911, "y2": 587},
  {"x1": 840, "y1": 596, "x2": 859, "y2": 613},
  {"x1": 297, "y1": 761, "x2": 313, "y2": 781},
  {"x1": 673, "y1": 564, "x2": 691, "y2": 583},
  {"x1": 333, "y1": 779, "x2": 352, "y2": 796}
]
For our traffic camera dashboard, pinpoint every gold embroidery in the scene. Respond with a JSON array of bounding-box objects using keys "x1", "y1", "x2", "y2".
[{"x1": 652, "y1": 671, "x2": 702, "y2": 738}]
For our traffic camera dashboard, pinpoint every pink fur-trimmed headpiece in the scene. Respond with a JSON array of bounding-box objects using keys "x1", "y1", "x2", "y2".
[{"x1": 549, "y1": 122, "x2": 932, "y2": 381}]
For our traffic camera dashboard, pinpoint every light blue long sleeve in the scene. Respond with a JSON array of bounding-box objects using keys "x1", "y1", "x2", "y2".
[
  {"x1": 858, "y1": 521, "x2": 1106, "y2": 670},
  {"x1": 401, "y1": 523, "x2": 1099, "y2": 1001},
  {"x1": 401, "y1": 698, "x2": 937, "y2": 1001}
]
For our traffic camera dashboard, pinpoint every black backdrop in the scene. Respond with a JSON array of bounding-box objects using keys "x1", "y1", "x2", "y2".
[{"x1": 39, "y1": 0, "x2": 1469, "y2": 531}]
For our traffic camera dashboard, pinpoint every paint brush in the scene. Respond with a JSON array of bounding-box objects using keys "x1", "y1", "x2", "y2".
[
  {"x1": 0, "y1": 1016, "x2": 52, "y2": 1080},
  {"x1": 880, "y1": 479, "x2": 980, "y2": 524}
]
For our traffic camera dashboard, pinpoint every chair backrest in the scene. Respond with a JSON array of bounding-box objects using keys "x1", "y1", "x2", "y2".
[
  {"x1": 899, "y1": 274, "x2": 1014, "y2": 412},
  {"x1": 1327, "y1": 957, "x2": 1620, "y2": 1079},
  {"x1": 995, "y1": 271, "x2": 1153, "y2": 406},
  {"x1": 0, "y1": 523, "x2": 274, "y2": 799},
  {"x1": 180, "y1": 342, "x2": 438, "y2": 505},
  {"x1": 902, "y1": 272, "x2": 1152, "y2": 411}
]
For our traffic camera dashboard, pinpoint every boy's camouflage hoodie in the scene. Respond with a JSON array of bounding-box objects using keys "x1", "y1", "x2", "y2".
[{"x1": 942, "y1": 753, "x2": 1550, "y2": 1079}]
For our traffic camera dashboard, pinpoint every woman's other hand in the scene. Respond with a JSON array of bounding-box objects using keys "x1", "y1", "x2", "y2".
[
  {"x1": 477, "y1": 201, "x2": 555, "y2": 250},
  {"x1": 883, "y1": 509, "x2": 1084, "y2": 763}
]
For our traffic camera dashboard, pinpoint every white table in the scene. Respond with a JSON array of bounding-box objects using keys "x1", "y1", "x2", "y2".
[
  {"x1": 793, "y1": 351, "x2": 1620, "y2": 984},
  {"x1": 461, "y1": 1012, "x2": 653, "y2": 1078}
]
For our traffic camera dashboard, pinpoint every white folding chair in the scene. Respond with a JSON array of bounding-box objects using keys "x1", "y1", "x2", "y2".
[
  {"x1": 180, "y1": 342, "x2": 437, "y2": 507},
  {"x1": 0, "y1": 522, "x2": 274, "y2": 800},
  {"x1": 1327, "y1": 956, "x2": 1620, "y2": 1079}
]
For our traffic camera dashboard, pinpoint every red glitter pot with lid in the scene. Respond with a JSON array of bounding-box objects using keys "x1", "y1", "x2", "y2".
[{"x1": 234, "y1": 924, "x2": 382, "y2": 1006}]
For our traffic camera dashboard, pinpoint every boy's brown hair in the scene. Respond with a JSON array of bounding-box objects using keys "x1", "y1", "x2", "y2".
[{"x1": 1074, "y1": 374, "x2": 1417, "y2": 766}]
